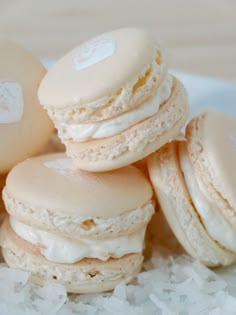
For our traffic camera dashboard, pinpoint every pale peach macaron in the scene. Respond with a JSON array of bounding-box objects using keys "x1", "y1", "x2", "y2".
[
  {"x1": 1, "y1": 153, "x2": 154, "y2": 293},
  {"x1": 38, "y1": 28, "x2": 189, "y2": 172},
  {"x1": 148, "y1": 111, "x2": 236, "y2": 267},
  {"x1": 0, "y1": 40, "x2": 54, "y2": 174}
]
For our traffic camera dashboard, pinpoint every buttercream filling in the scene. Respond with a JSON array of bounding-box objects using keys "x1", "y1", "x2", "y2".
[
  {"x1": 57, "y1": 75, "x2": 173, "y2": 142},
  {"x1": 179, "y1": 146, "x2": 236, "y2": 253},
  {"x1": 10, "y1": 217, "x2": 145, "y2": 263}
]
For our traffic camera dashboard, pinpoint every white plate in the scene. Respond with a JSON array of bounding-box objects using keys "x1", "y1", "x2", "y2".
[{"x1": 43, "y1": 59, "x2": 236, "y2": 118}]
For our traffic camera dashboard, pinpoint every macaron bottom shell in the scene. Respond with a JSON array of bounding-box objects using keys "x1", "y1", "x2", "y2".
[
  {"x1": 65, "y1": 77, "x2": 189, "y2": 172},
  {"x1": 1, "y1": 218, "x2": 143, "y2": 294}
]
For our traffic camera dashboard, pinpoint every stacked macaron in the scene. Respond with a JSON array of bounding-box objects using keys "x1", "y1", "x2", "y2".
[
  {"x1": 148, "y1": 111, "x2": 236, "y2": 267},
  {"x1": 38, "y1": 28, "x2": 189, "y2": 172},
  {"x1": 1, "y1": 154, "x2": 154, "y2": 293},
  {"x1": 1, "y1": 28, "x2": 190, "y2": 293}
]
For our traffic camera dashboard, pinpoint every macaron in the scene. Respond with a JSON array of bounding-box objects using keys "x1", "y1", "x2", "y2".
[
  {"x1": 0, "y1": 40, "x2": 54, "y2": 174},
  {"x1": 38, "y1": 28, "x2": 188, "y2": 172},
  {"x1": 1, "y1": 153, "x2": 154, "y2": 293},
  {"x1": 148, "y1": 111, "x2": 236, "y2": 267}
]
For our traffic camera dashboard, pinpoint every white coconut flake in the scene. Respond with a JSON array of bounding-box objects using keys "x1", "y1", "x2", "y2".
[
  {"x1": 208, "y1": 308, "x2": 221, "y2": 315},
  {"x1": 2, "y1": 212, "x2": 236, "y2": 314},
  {"x1": 0, "y1": 266, "x2": 30, "y2": 285},
  {"x1": 32, "y1": 283, "x2": 67, "y2": 315},
  {"x1": 113, "y1": 283, "x2": 127, "y2": 300},
  {"x1": 149, "y1": 293, "x2": 175, "y2": 314}
]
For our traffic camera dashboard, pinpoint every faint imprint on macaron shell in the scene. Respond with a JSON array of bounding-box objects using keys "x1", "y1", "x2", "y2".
[
  {"x1": 44, "y1": 158, "x2": 75, "y2": 176},
  {"x1": 73, "y1": 36, "x2": 116, "y2": 71},
  {"x1": 0, "y1": 81, "x2": 24, "y2": 124}
]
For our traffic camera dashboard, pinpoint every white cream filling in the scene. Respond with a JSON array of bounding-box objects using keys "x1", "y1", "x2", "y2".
[
  {"x1": 10, "y1": 217, "x2": 145, "y2": 263},
  {"x1": 180, "y1": 147, "x2": 236, "y2": 253},
  {"x1": 57, "y1": 75, "x2": 173, "y2": 142}
]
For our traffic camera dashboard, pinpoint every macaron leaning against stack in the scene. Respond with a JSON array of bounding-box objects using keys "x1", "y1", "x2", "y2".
[
  {"x1": 38, "y1": 28, "x2": 189, "y2": 172},
  {"x1": 0, "y1": 40, "x2": 54, "y2": 174},
  {"x1": 1, "y1": 153, "x2": 154, "y2": 293},
  {"x1": 148, "y1": 111, "x2": 236, "y2": 267}
]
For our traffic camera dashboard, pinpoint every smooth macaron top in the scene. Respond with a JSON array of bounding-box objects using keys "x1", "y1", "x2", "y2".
[
  {"x1": 0, "y1": 40, "x2": 53, "y2": 174},
  {"x1": 5, "y1": 153, "x2": 153, "y2": 218},
  {"x1": 38, "y1": 28, "x2": 164, "y2": 121},
  {"x1": 186, "y1": 110, "x2": 236, "y2": 212}
]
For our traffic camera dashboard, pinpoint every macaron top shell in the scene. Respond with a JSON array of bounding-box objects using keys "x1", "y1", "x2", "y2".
[
  {"x1": 0, "y1": 40, "x2": 54, "y2": 174},
  {"x1": 186, "y1": 111, "x2": 236, "y2": 212},
  {"x1": 5, "y1": 153, "x2": 153, "y2": 218},
  {"x1": 38, "y1": 28, "x2": 159, "y2": 109}
]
